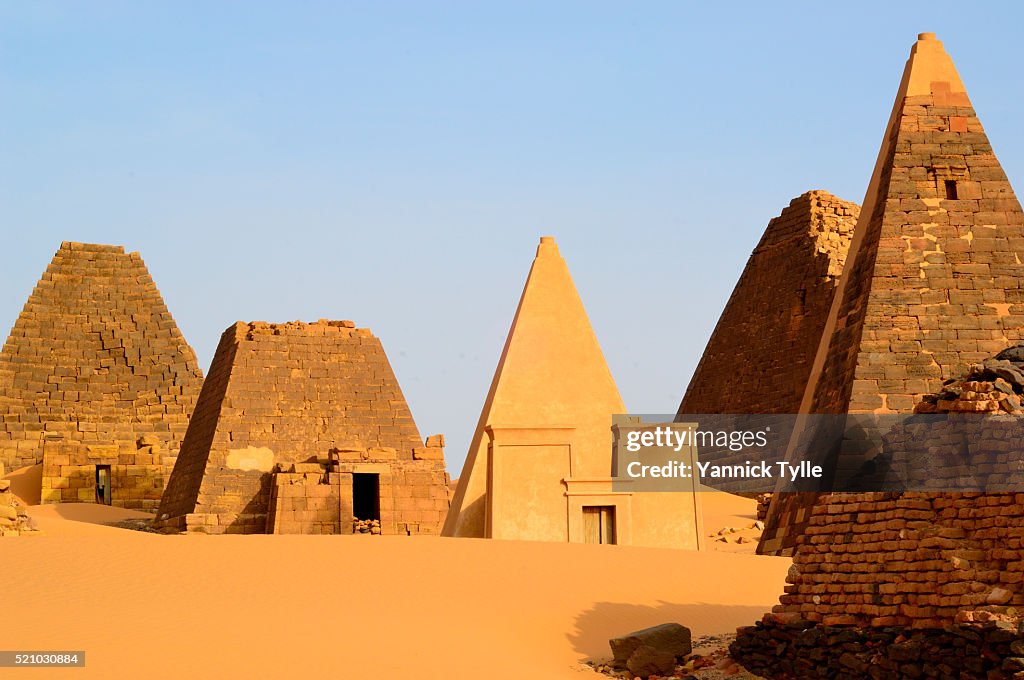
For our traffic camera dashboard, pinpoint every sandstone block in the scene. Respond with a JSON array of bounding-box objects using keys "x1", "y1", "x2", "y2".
[
  {"x1": 609, "y1": 623, "x2": 691, "y2": 670},
  {"x1": 625, "y1": 645, "x2": 675, "y2": 679}
]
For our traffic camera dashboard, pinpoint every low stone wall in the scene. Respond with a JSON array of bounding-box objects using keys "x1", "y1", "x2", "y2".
[
  {"x1": 266, "y1": 454, "x2": 449, "y2": 535},
  {"x1": 167, "y1": 444, "x2": 450, "y2": 535},
  {"x1": 41, "y1": 439, "x2": 165, "y2": 511},
  {"x1": 731, "y1": 613, "x2": 1024, "y2": 679},
  {"x1": 268, "y1": 468, "x2": 340, "y2": 534}
]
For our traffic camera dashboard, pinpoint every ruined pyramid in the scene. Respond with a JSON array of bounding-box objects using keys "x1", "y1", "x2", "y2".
[
  {"x1": 0, "y1": 242, "x2": 204, "y2": 486},
  {"x1": 760, "y1": 32, "x2": 1024, "y2": 557},
  {"x1": 680, "y1": 190, "x2": 858, "y2": 416},
  {"x1": 157, "y1": 320, "x2": 449, "y2": 534}
]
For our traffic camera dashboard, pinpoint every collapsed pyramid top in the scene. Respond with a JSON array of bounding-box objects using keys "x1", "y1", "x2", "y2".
[
  {"x1": 158, "y1": 319, "x2": 430, "y2": 527},
  {"x1": 443, "y1": 236, "x2": 624, "y2": 537},
  {"x1": 680, "y1": 190, "x2": 859, "y2": 416},
  {"x1": 0, "y1": 241, "x2": 204, "y2": 471},
  {"x1": 761, "y1": 32, "x2": 1024, "y2": 555}
]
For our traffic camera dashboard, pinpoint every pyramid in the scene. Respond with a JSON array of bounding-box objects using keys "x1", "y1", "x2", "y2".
[
  {"x1": 444, "y1": 237, "x2": 701, "y2": 548},
  {"x1": 0, "y1": 242, "x2": 204, "y2": 508},
  {"x1": 760, "y1": 33, "x2": 1024, "y2": 557},
  {"x1": 157, "y1": 320, "x2": 449, "y2": 535},
  {"x1": 680, "y1": 190, "x2": 858, "y2": 416}
]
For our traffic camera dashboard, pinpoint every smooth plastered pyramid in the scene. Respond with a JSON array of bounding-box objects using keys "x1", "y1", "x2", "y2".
[
  {"x1": 444, "y1": 236, "x2": 626, "y2": 540},
  {"x1": 444, "y1": 237, "x2": 703, "y2": 549}
]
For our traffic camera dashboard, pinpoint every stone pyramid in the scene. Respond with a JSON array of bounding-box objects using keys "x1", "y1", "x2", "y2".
[
  {"x1": 731, "y1": 33, "x2": 1024, "y2": 677},
  {"x1": 760, "y1": 33, "x2": 1024, "y2": 557},
  {"x1": 680, "y1": 190, "x2": 858, "y2": 416},
  {"x1": 157, "y1": 320, "x2": 449, "y2": 534},
  {"x1": 443, "y1": 236, "x2": 625, "y2": 539},
  {"x1": 0, "y1": 241, "x2": 203, "y2": 474}
]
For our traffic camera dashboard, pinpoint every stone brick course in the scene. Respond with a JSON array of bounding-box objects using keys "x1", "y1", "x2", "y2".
[
  {"x1": 40, "y1": 437, "x2": 165, "y2": 511},
  {"x1": 732, "y1": 615, "x2": 1024, "y2": 679}
]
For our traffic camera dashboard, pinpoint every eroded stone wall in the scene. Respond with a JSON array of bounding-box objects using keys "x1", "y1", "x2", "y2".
[
  {"x1": 0, "y1": 242, "x2": 203, "y2": 482},
  {"x1": 157, "y1": 320, "x2": 449, "y2": 534},
  {"x1": 266, "y1": 449, "x2": 448, "y2": 535},
  {"x1": 40, "y1": 438, "x2": 165, "y2": 511},
  {"x1": 680, "y1": 191, "x2": 857, "y2": 416}
]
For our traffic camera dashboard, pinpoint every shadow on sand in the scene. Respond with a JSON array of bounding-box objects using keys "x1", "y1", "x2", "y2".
[{"x1": 568, "y1": 600, "x2": 769, "y2": 661}]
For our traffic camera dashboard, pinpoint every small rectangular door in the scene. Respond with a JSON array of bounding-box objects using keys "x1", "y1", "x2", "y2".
[
  {"x1": 582, "y1": 506, "x2": 616, "y2": 545},
  {"x1": 95, "y1": 465, "x2": 112, "y2": 505},
  {"x1": 352, "y1": 473, "x2": 380, "y2": 521}
]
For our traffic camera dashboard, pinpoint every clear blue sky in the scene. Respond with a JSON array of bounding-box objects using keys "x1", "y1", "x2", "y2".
[{"x1": 3, "y1": 2, "x2": 1024, "y2": 475}]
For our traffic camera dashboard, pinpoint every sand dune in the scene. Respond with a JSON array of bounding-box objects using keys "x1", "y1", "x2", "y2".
[
  {"x1": 5, "y1": 463, "x2": 42, "y2": 506},
  {"x1": 25, "y1": 502, "x2": 153, "y2": 536},
  {"x1": 5, "y1": 500, "x2": 789, "y2": 680}
]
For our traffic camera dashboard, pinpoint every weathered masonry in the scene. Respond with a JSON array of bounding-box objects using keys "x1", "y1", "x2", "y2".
[
  {"x1": 761, "y1": 32, "x2": 1024, "y2": 557},
  {"x1": 735, "y1": 33, "x2": 1024, "y2": 679},
  {"x1": 0, "y1": 242, "x2": 203, "y2": 511},
  {"x1": 156, "y1": 320, "x2": 449, "y2": 534},
  {"x1": 680, "y1": 191, "x2": 858, "y2": 416}
]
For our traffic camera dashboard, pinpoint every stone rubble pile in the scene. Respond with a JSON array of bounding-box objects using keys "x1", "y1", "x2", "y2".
[
  {"x1": 732, "y1": 612, "x2": 1024, "y2": 679},
  {"x1": 352, "y1": 518, "x2": 381, "y2": 535},
  {"x1": 588, "y1": 629, "x2": 755, "y2": 679},
  {"x1": 916, "y1": 345, "x2": 1024, "y2": 414},
  {"x1": 709, "y1": 522, "x2": 762, "y2": 545},
  {"x1": 0, "y1": 479, "x2": 40, "y2": 537},
  {"x1": 756, "y1": 493, "x2": 771, "y2": 522}
]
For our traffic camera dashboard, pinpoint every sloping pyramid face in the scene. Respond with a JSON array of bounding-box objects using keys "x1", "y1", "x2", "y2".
[
  {"x1": 0, "y1": 242, "x2": 204, "y2": 473},
  {"x1": 761, "y1": 34, "x2": 1024, "y2": 553},
  {"x1": 733, "y1": 359, "x2": 1024, "y2": 674},
  {"x1": 443, "y1": 237, "x2": 625, "y2": 538},
  {"x1": 680, "y1": 191, "x2": 858, "y2": 416},
  {"x1": 158, "y1": 320, "x2": 447, "y2": 534}
]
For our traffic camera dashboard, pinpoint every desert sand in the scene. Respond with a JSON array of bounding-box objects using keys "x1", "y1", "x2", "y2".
[
  {"x1": 2, "y1": 489, "x2": 787, "y2": 680},
  {"x1": 5, "y1": 463, "x2": 41, "y2": 506},
  {"x1": 700, "y1": 489, "x2": 764, "y2": 554}
]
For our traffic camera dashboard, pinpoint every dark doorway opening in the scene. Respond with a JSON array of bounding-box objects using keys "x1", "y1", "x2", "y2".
[
  {"x1": 95, "y1": 465, "x2": 112, "y2": 505},
  {"x1": 582, "y1": 505, "x2": 616, "y2": 545},
  {"x1": 944, "y1": 179, "x2": 958, "y2": 200},
  {"x1": 352, "y1": 473, "x2": 380, "y2": 521}
]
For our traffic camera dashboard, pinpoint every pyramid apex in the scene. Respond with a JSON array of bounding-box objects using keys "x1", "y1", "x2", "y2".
[
  {"x1": 905, "y1": 31, "x2": 967, "y2": 98},
  {"x1": 536, "y1": 235, "x2": 559, "y2": 256}
]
